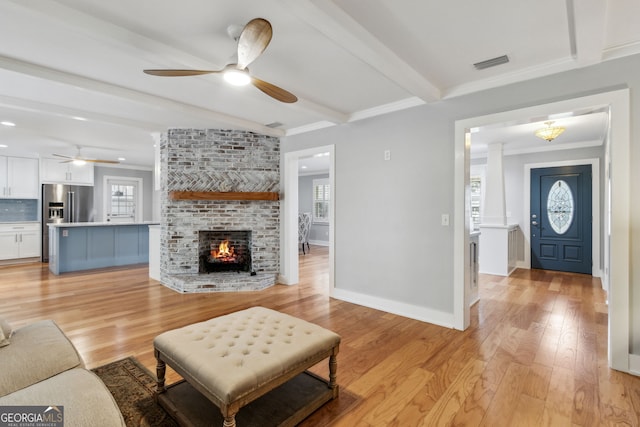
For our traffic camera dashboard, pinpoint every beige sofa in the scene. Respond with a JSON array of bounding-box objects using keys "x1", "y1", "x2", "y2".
[{"x1": 0, "y1": 318, "x2": 125, "y2": 426}]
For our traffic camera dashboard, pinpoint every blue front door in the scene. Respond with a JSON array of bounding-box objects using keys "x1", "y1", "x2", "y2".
[{"x1": 530, "y1": 165, "x2": 592, "y2": 274}]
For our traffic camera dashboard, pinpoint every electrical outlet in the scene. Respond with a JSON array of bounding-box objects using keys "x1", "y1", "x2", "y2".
[
  {"x1": 62, "y1": 229, "x2": 69, "y2": 237},
  {"x1": 384, "y1": 150, "x2": 391, "y2": 161},
  {"x1": 441, "y1": 214, "x2": 450, "y2": 226}
]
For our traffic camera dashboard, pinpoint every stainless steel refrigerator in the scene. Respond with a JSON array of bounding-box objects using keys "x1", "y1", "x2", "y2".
[{"x1": 41, "y1": 184, "x2": 95, "y2": 261}]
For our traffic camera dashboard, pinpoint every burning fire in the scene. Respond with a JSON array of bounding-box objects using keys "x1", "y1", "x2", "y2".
[{"x1": 211, "y1": 240, "x2": 236, "y2": 262}]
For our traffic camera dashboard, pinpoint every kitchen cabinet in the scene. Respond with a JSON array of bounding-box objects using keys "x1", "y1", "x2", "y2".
[
  {"x1": 0, "y1": 223, "x2": 40, "y2": 260},
  {"x1": 48, "y1": 222, "x2": 154, "y2": 274},
  {"x1": 0, "y1": 156, "x2": 39, "y2": 198},
  {"x1": 40, "y1": 158, "x2": 94, "y2": 185}
]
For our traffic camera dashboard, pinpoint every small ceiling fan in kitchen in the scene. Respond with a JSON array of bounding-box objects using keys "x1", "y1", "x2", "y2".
[
  {"x1": 53, "y1": 146, "x2": 119, "y2": 165},
  {"x1": 143, "y1": 18, "x2": 297, "y2": 103}
]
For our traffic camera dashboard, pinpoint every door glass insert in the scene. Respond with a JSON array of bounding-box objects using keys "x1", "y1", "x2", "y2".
[
  {"x1": 547, "y1": 179, "x2": 574, "y2": 234},
  {"x1": 110, "y1": 183, "x2": 136, "y2": 222}
]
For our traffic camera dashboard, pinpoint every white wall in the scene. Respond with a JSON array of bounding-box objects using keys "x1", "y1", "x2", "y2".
[{"x1": 282, "y1": 53, "x2": 640, "y2": 353}]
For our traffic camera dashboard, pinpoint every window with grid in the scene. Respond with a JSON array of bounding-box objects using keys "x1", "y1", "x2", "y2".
[
  {"x1": 313, "y1": 178, "x2": 330, "y2": 223},
  {"x1": 110, "y1": 183, "x2": 135, "y2": 219}
]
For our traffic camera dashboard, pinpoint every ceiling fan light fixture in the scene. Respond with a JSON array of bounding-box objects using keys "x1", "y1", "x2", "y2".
[
  {"x1": 535, "y1": 121, "x2": 566, "y2": 142},
  {"x1": 223, "y1": 68, "x2": 251, "y2": 86},
  {"x1": 72, "y1": 159, "x2": 87, "y2": 166}
]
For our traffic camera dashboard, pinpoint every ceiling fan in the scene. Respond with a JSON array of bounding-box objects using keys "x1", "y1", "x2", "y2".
[
  {"x1": 53, "y1": 146, "x2": 119, "y2": 165},
  {"x1": 143, "y1": 18, "x2": 297, "y2": 103}
]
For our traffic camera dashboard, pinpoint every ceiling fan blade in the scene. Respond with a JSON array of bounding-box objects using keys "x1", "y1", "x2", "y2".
[
  {"x1": 143, "y1": 69, "x2": 221, "y2": 77},
  {"x1": 251, "y1": 77, "x2": 297, "y2": 103},
  {"x1": 85, "y1": 159, "x2": 120, "y2": 164},
  {"x1": 53, "y1": 153, "x2": 74, "y2": 159},
  {"x1": 237, "y1": 18, "x2": 273, "y2": 69}
]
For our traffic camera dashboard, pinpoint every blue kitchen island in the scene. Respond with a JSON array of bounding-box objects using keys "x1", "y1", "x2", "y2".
[{"x1": 48, "y1": 222, "x2": 158, "y2": 275}]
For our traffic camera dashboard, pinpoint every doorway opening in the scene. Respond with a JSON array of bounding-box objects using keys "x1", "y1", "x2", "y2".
[
  {"x1": 454, "y1": 89, "x2": 630, "y2": 373},
  {"x1": 281, "y1": 145, "x2": 335, "y2": 294},
  {"x1": 103, "y1": 176, "x2": 143, "y2": 223},
  {"x1": 298, "y1": 153, "x2": 331, "y2": 292}
]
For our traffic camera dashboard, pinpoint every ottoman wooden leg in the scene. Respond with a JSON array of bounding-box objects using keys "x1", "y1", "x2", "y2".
[
  {"x1": 155, "y1": 351, "x2": 166, "y2": 394},
  {"x1": 222, "y1": 415, "x2": 236, "y2": 427},
  {"x1": 329, "y1": 346, "x2": 339, "y2": 398}
]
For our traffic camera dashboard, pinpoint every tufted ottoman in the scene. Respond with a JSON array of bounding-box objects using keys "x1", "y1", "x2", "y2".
[{"x1": 154, "y1": 306, "x2": 341, "y2": 427}]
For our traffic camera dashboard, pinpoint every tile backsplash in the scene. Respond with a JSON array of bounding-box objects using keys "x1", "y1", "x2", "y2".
[{"x1": 0, "y1": 199, "x2": 38, "y2": 222}]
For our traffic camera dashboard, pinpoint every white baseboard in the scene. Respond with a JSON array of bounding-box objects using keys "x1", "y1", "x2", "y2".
[
  {"x1": 0, "y1": 257, "x2": 40, "y2": 266},
  {"x1": 630, "y1": 354, "x2": 640, "y2": 376},
  {"x1": 308, "y1": 240, "x2": 329, "y2": 247},
  {"x1": 332, "y1": 288, "x2": 454, "y2": 328}
]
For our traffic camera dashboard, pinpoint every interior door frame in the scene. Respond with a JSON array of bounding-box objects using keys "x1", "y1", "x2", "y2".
[
  {"x1": 102, "y1": 175, "x2": 143, "y2": 223},
  {"x1": 524, "y1": 160, "x2": 599, "y2": 275},
  {"x1": 454, "y1": 89, "x2": 630, "y2": 373},
  {"x1": 280, "y1": 144, "x2": 335, "y2": 294}
]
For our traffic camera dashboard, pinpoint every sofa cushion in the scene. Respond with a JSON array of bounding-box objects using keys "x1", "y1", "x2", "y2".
[
  {"x1": 0, "y1": 317, "x2": 11, "y2": 347},
  {"x1": 0, "y1": 320, "x2": 83, "y2": 397},
  {"x1": 0, "y1": 317, "x2": 13, "y2": 347},
  {"x1": 0, "y1": 368, "x2": 125, "y2": 427}
]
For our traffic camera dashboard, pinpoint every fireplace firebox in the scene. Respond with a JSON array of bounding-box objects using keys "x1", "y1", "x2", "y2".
[{"x1": 199, "y1": 230, "x2": 252, "y2": 274}]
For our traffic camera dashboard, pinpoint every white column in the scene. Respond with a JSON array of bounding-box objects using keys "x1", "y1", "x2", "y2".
[
  {"x1": 482, "y1": 143, "x2": 506, "y2": 226},
  {"x1": 151, "y1": 132, "x2": 161, "y2": 191},
  {"x1": 479, "y1": 142, "x2": 516, "y2": 276}
]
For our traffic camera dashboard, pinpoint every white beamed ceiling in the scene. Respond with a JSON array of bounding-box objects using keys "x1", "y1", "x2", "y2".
[{"x1": 0, "y1": 0, "x2": 638, "y2": 167}]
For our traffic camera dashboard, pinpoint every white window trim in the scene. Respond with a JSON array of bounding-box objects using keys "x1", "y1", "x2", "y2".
[{"x1": 312, "y1": 178, "x2": 330, "y2": 224}]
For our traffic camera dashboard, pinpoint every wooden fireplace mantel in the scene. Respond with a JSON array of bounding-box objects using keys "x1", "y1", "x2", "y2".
[{"x1": 169, "y1": 191, "x2": 280, "y2": 201}]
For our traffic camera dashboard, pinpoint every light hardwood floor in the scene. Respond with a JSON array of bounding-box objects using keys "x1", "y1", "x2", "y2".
[{"x1": 1, "y1": 246, "x2": 639, "y2": 426}]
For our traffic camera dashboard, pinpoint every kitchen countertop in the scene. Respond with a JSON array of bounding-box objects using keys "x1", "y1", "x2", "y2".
[
  {"x1": 48, "y1": 221, "x2": 159, "y2": 228},
  {"x1": 0, "y1": 221, "x2": 39, "y2": 224}
]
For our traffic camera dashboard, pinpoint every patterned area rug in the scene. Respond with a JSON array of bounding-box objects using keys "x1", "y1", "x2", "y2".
[
  {"x1": 92, "y1": 357, "x2": 177, "y2": 427},
  {"x1": 93, "y1": 357, "x2": 360, "y2": 426}
]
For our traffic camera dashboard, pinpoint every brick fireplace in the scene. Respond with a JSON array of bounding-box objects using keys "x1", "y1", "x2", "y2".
[{"x1": 159, "y1": 129, "x2": 280, "y2": 293}]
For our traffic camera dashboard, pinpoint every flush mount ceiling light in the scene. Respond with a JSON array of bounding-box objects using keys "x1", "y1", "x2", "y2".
[
  {"x1": 1, "y1": 121, "x2": 16, "y2": 127},
  {"x1": 535, "y1": 121, "x2": 566, "y2": 142}
]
